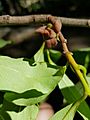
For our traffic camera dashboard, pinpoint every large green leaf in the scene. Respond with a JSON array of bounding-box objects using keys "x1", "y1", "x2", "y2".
[
  {"x1": 7, "y1": 105, "x2": 38, "y2": 120},
  {"x1": 49, "y1": 103, "x2": 77, "y2": 120},
  {"x1": 58, "y1": 74, "x2": 90, "y2": 119},
  {"x1": 0, "y1": 56, "x2": 65, "y2": 105},
  {"x1": 0, "y1": 56, "x2": 64, "y2": 93}
]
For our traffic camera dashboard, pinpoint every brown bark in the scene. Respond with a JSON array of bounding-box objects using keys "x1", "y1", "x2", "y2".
[{"x1": 0, "y1": 15, "x2": 90, "y2": 27}]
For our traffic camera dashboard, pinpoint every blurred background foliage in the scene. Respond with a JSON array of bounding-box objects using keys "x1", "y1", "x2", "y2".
[
  {"x1": 0, "y1": 0, "x2": 90, "y2": 57},
  {"x1": 0, "y1": 0, "x2": 90, "y2": 58},
  {"x1": 0, "y1": 0, "x2": 90, "y2": 17}
]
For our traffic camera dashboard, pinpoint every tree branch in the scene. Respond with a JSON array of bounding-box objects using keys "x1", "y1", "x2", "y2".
[{"x1": 0, "y1": 15, "x2": 90, "y2": 27}]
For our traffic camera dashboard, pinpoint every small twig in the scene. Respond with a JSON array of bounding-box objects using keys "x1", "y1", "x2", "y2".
[{"x1": 0, "y1": 15, "x2": 90, "y2": 27}]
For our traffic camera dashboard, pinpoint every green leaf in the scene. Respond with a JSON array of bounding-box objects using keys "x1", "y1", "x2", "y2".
[
  {"x1": 49, "y1": 104, "x2": 76, "y2": 120},
  {"x1": 0, "y1": 56, "x2": 65, "y2": 105},
  {"x1": 58, "y1": 74, "x2": 90, "y2": 119},
  {"x1": 58, "y1": 74, "x2": 83, "y2": 102},
  {"x1": 0, "y1": 56, "x2": 60, "y2": 93},
  {"x1": 34, "y1": 42, "x2": 45, "y2": 63},
  {"x1": 46, "y1": 49, "x2": 56, "y2": 65},
  {"x1": 7, "y1": 105, "x2": 38, "y2": 120},
  {"x1": 78, "y1": 112, "x2": 89, "y2": 120},
  {"x1": 0, "y1": 39, "x2": 11, "y2": 48},
  {"x1": 4, "y1": 91, "x2": 48, "y2": 106},
  {"x1": 13, "y1": 94, "x2": 48, "y2": 106},
  {"x1": 49, "y1": 49, "x2": 61, "y2": 63}
]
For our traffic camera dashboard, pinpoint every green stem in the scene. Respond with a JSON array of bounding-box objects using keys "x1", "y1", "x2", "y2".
[
  {"x1": 46, "y1": 49, "x2": 56, "y2": 65},
  {"x1": 65, "y1": 52, "x2": 90, "y2": 96}
]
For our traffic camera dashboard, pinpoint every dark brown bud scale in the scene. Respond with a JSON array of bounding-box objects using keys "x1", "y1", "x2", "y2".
[{"x1": 36, "y1": 15, "x2": 62, "y2": 49}]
